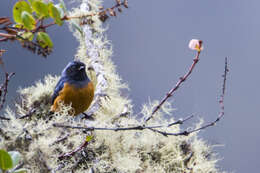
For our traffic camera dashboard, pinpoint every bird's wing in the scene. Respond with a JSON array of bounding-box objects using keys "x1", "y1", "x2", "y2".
[{"x1": 51, "y1": 77, "x2": 66, "y2": 104}]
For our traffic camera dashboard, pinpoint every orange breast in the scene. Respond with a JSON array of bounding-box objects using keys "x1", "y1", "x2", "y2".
[{"x1": 51, "y1": 82, "x2": 94, "y2": 116}]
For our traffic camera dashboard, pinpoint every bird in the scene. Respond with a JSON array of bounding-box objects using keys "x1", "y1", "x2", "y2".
[{"x1": 51, "y1": 61, "x2": 94, "y2": 116}]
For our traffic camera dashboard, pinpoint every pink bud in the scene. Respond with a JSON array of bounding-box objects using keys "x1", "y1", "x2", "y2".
[{"x1": 189, "y1": 39, "x2": 203, "y2": 52}]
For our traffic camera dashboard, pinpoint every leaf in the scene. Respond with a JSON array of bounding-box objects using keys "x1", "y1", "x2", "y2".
[
  {"x1": 21, "y1": 11, "x2": 36, "y2": 30},
  {"x1": 8, "y1": 151, "x2": 21, "y2": 168},
  {"x1": 32, "y1": 0, "x2": 49, "y2": 17},
  {"x1": 13, "y1": 1, "x2": 32, "y2": 24},
  {"x1": 71, "y1": 21, "x2": 83, "y2": 36},
  {"x1": 86, "y1": 135, "x2": 93, "y2": 142},
  {"x1": 13, "y1": 168, "x2": 28, "y2": 173},
  {"x1": 48, "y1": 3, "x2": 62, "y2": 26},
  {"x1": 21, "y1": 32, "x2": 34, "y2": 41},
  {"x1": 13, "y1": 24, "x2": 23, "y2": 29},
  {"x1": 27, "y1": 0, "x2": 35, "y2": 5},
  {"x1": 54, "y1": 5, "x2": 64, "y2": 18},
  {"x1": 0, "y1": 149, "x2": 13, "y2": 170},
  {"x1": 36, "y1": 32, "x2": 53, "y2": 48},
  {"x1": 59, "y1": 0, "x2": 67, "y2": 16}
]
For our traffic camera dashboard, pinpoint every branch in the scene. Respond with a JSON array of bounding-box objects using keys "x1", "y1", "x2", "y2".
[
  {"x1": 0, "y1": 72, "x2": 15, "y2": 120},
  {"x1": 144, "y1": 41, "x2": 203, "y2": 123},
  {"x1": 67, "y1": 0, "x2": 129, "y2": 23},
  {"x1": 151, "y1": 57, "x2": 229, "y2": 136},
  {"x1": 53, "y1": 115, "x2": 194, "y2": 132},
  {"x1": 18, "y1": 108, "x2": 36, "y2": 119},
  {"x1": 58, "y1": 136, "x2": 90, "y2": 160},
  {"x1": 187, "y1": 57, "x2": 228, "y2": 132}
]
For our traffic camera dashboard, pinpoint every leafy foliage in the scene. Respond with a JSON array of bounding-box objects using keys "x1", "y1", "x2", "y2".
[
  {"x1": 13, "y1": 1, "x2": 32, "y2": 24},
  {"x1": 0, "y1": 150, "x2": 27, "y2": 172},
  {"x1": 8, "y1": 0, "x2": 66, "y2": 57},
  {"x1": 36, "y1": 32, "x2": 53, "y2": 48},
  {"x1": 32, "y1": 0, "x2": 49, "y2": 18},
  {"x1": 0, "y1": 149, "x2": 12, "y2": 171}
]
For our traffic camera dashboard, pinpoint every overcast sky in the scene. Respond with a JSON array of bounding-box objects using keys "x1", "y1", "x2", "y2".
[{"x1": 1, "y1": 0, "x2": 260, "y2": 172}]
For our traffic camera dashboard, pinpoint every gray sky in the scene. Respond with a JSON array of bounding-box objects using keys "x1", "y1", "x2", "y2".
[{"x1": 1, "y1": 0, "x2": 260, "y2": 172}]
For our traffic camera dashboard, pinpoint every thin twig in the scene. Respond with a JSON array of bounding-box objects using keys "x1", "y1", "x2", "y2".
[
  {"x1": 148, "y1": 57, "x2": 229, "y2": 136},
  {"x1": 185, "y1": 57, "x2": 228, "y2": 133},
  {"x1": 11, "y1": 162, "x2": 24, "y2": 172},
  {"x1": 67, "y1": 0, "x2": 128, "y2": 21},
  {"x1": 58, "y1": 136, "x2": 90, "y2": 160},
  {"x1": 53, "y1": 115, "x2": 194, "y2": 132},
  {"x1": 0, "y1": 72, "x2": 15, "y2": 110},
  {"x1": 0, "y1": 116, "x2": 10, "y2": 120},
  {"x1": 51, "y1": 133, "x2": 69, "y2": 146},
  {"x1": 144, "y1": 41, "x2": 203, "y2": 123},
  {"x1": 19, "y1": 108, "x2": 36, "y2": 119}
]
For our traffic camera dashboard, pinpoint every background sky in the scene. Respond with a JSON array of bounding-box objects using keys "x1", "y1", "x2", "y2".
[{"x1": 1, "y1": 0, "x2": 260, "y2": 172}]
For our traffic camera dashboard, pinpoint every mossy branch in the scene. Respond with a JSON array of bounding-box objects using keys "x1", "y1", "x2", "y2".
[
  {"x1": 0, "y1": 68, "x2": 15, "y2": 120},
  {"x1": 53, "y1": 115, "x2": 194, "y2": 135}
]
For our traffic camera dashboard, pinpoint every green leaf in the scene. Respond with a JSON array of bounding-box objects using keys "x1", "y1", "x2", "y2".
[
  {"x1": 37, "y1": 32, "x2": 53, "y2": 48},
  {"x1": 55, "y1": 4, "x2": 64, "y2": 18},
  {"x1": 86, "y1": 135, "x2": 93, "y2": 142},
  {"x1": 13, "y1": 1, "x2": 32, "y2": 24},
  {"x1": 13, "y1": 24, "x2": 23, "y2": 29},
  {"x1": 56, "y1": 0, "x2": 67, "y2": 18},
  {"x1": 21, "y1": 11, "x2": 36, "y2": 30},
  {"x1": 8, "y1": 151, "x2": 21, "y2": 168},
  {"x1": 48, "y1": 3, "x2": 62, "y2": 26},
  {"x1": 71, "y1": 21, "x2": 83, "y2": 36},
  {"x1": 21, "y1": 32, "x2": 34, "y2": 41},
  {"x1": 0, "y1": 149, "x2": 13, "y2": 170},
  {"x1": 27, "y1": 0, "x2": 35, "y2": 5},
  {"x1": 59, "y1": 0, "x2": 67, "y2": 13},
  {"x1": 13, "y1": 168, "x2": 28, "y2": 173},
  {"x1": 32, "y1": 1, "x2": 49, "y2": 17}
]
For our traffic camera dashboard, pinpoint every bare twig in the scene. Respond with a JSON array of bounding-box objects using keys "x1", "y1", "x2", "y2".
[
  {"x1": 147, "y1": 57, "x2": 229, "y2": 136},
  {"x1": 58, "y1": 136, "x2": 90, "y2": 160},
  {"x1": 19, "y1": 108, "x2": 36, "y2": 119},
  {"x1": 51, "y1": 133, "x2": 69, "y2": 146},
  {"x1": 144, "y1": 41, "x2": 203, "y2": 123},
  {"x1": 183, "y1": 57, "x2": 228, "y2": 133},
  {"x1": 0, "y1": 116, "x2": 10, "y2": 120},
  {"x1": 67, "y1": 0, "x2": 128, "y2": 23},
  {"x1": 53, "y1": 115, "x2": 194, "y2": 133},
  {"x1": 0, "y1": 72, "x2": 15, "y2": 110}
]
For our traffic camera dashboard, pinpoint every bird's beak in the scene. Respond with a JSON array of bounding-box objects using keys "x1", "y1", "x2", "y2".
[{"x1": 78, "y1": 65, "x2": 85, "y2": 71}]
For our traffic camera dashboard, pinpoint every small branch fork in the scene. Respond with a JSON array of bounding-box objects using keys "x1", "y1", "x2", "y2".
[{"x1": 144, "y1": 41, "x2": 202, "y2": 123}]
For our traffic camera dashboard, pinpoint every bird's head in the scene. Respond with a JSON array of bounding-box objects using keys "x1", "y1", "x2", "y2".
[{"x1": 62, "y1": 61, "x2": 88, "y2": 81}]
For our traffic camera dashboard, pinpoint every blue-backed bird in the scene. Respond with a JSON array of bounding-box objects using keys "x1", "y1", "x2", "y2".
[{"x1": 51, "y1": 61, "x2": 94, "y2": 116}]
